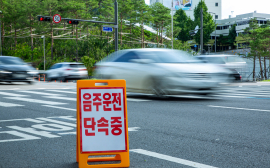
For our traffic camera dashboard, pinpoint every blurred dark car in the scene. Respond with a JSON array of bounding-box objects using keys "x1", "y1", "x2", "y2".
[{"x1": 0, "y1": 56, "x2": 37, "y2": 84}]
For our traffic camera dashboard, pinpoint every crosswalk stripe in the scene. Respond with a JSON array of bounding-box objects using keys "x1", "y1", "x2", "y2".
[
  {"x1": 47, "y1": 90, "x2": 76, "y2": 94},
  {"x1": 16, "y1": 90, "x2": 63, "y2": 96},
  {"x1": 43, "y1": 105, "x2": 76, "y2": 111},
  {"x1": 0, "y1": 102, "x2": 24, "y2": 107},
  {"x1": 43, "y1": 96, "x2": 76, "y2": 101},
  {"x1": 0, "y1": 91, "x2": 28, "y2": 97},
  {"x1": 127, "y1": 98, "x2": 151, "y2": 102},
  {"x1": 4, "y1": 97, "x2": 66, "y2": 105}
]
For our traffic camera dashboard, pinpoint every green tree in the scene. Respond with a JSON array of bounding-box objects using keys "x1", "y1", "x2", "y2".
[
  {"x1": 228, "y1": 24, "x2": 237, "y2": 48},
  {"x1": 151, "y1": 2, "x2": 170, "y2": 46},
  {"x1": 193, "y1": 0, "x2": 215, "y2": 48},
  {"x1": 135, "y1": 0, "x2": 152, "y2": 48},
  {"x1": 174, "y1": 8, "x2": 193, "y2": 42}
]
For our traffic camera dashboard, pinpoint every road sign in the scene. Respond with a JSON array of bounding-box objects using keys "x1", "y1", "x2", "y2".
[
  {"x1": 53, "y1": 14, "x2": 61, "y2": 24},
  {"x1": 103, "y1": 26, "x2": 113, "y2": 32},
  {"x1": 77, "y1": 80, "x2": 129, "y2": 167},
  {"x1": 194, "y1": 45, "x2": 197, "y2": 48}
]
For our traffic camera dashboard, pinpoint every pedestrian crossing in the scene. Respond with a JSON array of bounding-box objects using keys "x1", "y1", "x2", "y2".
[{"x1": 0, "y1": 87, "x2": 269, "y2": 108}]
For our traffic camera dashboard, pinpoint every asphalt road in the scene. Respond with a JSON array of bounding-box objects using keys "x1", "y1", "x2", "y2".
[{"x1": 0, "y1": 81, "x2": 270, "y2": 168}]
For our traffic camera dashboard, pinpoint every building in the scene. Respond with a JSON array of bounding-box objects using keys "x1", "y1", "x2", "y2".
[
  {"x1": 150, "y1": 0, "x2": 222, "y2": 20},
  {"x1": 211, "y1": 11, "x2": 270, "y2": 49}
]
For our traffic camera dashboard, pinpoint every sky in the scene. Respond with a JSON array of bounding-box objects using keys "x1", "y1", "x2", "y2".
[{"x1": 145, "y1": 0, "x2": 270, "y2": 19}]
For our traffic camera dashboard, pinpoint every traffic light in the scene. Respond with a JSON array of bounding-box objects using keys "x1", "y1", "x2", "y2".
[
  {"x1": 67, "y1": 20, "x2": 79, "y2": 25},
  {"x1": 38, "y1": 16, "x2": 50, "y2": 22}
]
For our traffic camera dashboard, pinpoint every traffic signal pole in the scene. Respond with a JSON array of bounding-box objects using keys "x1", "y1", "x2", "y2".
[
  {"x1": 37, "y1": 0, "x2": 119, "y2": 51},
  {"x1": 114, "y1": 0, "x2": 118, "y2": 51}
]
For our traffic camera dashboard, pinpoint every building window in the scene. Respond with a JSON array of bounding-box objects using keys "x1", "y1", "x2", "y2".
[
  {"x1": 215, "y1": 15, "x2": 218, "y2": 19},
  {"x1": 215, "y1": 3, "x2": 218, "y2": 6}
]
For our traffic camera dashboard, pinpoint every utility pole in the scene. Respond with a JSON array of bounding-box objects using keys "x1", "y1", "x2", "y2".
[
  {"x1": 171, "y1": 0, "x2": 173, "y2": 49},
  {"x1": 210, "y1": 12, "x2": 217, "y2": 53},
  {"x1": 200, "y1": 0, "x2": 203, "y2": 54},
  {"x1": 0, "y1": 10, "x2": 2, "y2": 56},
  {"x1": 114, "y1": 0, "x2": 118, "y2": 51}
]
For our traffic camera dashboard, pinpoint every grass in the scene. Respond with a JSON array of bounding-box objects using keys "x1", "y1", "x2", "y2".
[{"x1": 262, "y1": 79, "x2": 270, "y2": 82}]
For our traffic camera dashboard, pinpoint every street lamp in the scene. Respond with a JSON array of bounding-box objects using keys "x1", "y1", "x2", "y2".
[
  {"x1": 0, "y1": 10, "x2": 3, "y2": 56},
  {"x1": 210, "y1": 12, "x2": 217, "y2": 53},
  {"x1": 41, "y1": 36, "x2": 45, "y2": 70}
]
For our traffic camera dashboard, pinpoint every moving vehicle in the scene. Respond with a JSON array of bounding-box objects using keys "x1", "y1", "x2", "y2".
[
  {"x1": 46, "y1": 62, "x2": 88, "y2": 82},
  {"x1": 0, "y1": 56, "x2": 37, "y2": 84},
  {"x1": 196, "y1": 55, "x2": 247, "y2": 81},
  {"x1": 94, "y1": 49, "x2": 230, "y2": 96}
]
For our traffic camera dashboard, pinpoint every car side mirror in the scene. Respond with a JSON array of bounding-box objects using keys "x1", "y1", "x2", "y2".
[{"x1": 130, "y1": 59, "x2": 154, "y2": 64}]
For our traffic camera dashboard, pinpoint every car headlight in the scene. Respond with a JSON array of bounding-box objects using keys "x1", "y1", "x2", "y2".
[{"x1": 0, "y1": 70, "x2": 12, "y2": 74}]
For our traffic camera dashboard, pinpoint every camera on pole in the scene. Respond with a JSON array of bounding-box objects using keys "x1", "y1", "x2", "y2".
[
  {"x1": 67, "y1": 20, "x2": 79, "y2": 25},
  {"x1": 38, "y1": 16, "x2": 51, "y2": 22}
]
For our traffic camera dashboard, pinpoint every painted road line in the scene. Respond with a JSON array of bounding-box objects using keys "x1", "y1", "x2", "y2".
[
  {"x1": 36, "y1": 118, "x2": 76, "y2": 127},
  {"x1": 0, "y1": 91, "x2": 29, "y2": 97},
  {"x1": 43, "y1": 96, "x2": 76, "y2": 101},
  {"x1": 0, "y1": 131, "x2": 41, "y2": 142},
  {"x1": 4, "y1": 97, "x2": 66, "y2": 105},
  {"x1": 218, "y1": 93, "x2": 270, "y2": 97},
  {"x1": 47, "y1": 90, "x2": 76, "y2": 94},
  {"x1": 58, "y1": 132, "x2": 76, "y2": 135},
  {"x1": 128, "y1": 127, "x2": 140, "y2": 131},
  {"x1": 130, "y1": 149, "x2": 217, "y2": 168},
  {"x1": 208, "y1": 105, "x2": 270, "y2": 112},
  {"x1": 0, "y1": 102, "x2": 24, "y2": 107},
  {"x1": 42, "y1": 105, "x2": 76, "y2": 111},
  {"x1": 127, "y1": 98, "x2": 151, "y2": 102},
  {"x1": 16, "y1": 90, "x2": 63, "y2": 96}
]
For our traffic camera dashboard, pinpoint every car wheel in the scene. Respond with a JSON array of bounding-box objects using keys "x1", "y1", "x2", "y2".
[
  {"x1": 148, "y1": 77, "x2": 168, "y2": 98},
  {"x1": 27, "y1": 81, "x2": 33, "y2": 85}
]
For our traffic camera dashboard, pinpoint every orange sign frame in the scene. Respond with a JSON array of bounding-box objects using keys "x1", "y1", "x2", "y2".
[{"x1": 76, "y1": 80, "x2": 130, "y2": 168}]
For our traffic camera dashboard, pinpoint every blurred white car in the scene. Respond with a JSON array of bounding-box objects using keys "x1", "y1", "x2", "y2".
[
  {"x1": 46, "y1": 62, "x2": 88, "y2": 82},
  {"x1": 94, "y1": 49, "x2": 230, "y2": 96}
]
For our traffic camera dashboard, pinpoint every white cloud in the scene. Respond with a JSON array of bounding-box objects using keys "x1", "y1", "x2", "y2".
[{"x1": 222, "y1": 0, "x2": 270, "y2": 19}]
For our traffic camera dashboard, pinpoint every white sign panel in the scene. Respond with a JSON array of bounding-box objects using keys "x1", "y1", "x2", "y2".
[{"x1": 79, "y1": 87, "x2": 127, "y2": 153}]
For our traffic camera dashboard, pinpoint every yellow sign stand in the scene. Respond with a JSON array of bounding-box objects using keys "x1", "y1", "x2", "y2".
[{"x1": 76, "y1": 80, "x2": 130, "y2": 168}]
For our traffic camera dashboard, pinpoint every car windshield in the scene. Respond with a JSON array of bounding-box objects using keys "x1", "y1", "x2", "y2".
[
  {"x1": 70, "y1": 64, "x2": 85, "y2": 68},
  {"x1": 0, "y1": 57, "x2": 26, "y2": 65},
  {"x1": 139, "y1": 50, "x2": 201, "y2": 63}
]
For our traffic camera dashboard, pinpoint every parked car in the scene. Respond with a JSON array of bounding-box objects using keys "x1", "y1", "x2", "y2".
[
  {"x1": 0, "y1": 56, "x2": 38, "y2": 84},
  {"x1": 196, "y1": 55, "x2": 247, "y2": 81},
  {"x1": 94, "y1": 49, "x2": 231, "y2": 96},
  {"x1": 46, "y1": 62, "x2": 88, "y2": 82}
]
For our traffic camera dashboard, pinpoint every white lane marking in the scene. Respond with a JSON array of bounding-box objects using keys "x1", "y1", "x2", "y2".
[
  {"x1": 43, "y1": 105, "x2": 76, "y2": 111},
  {"x1": 0, "y1": 102, "x2": 24, "y2": 107},
  {"x1": 218, "y1": 93, "x2": 270, "y2": 97},
  {"x1": 37, "y1": 88, "x2": 46, "y2": 89},
  {"x1": 0, "y1": 118, "x2": 45, "y2": 123},
  {"x1": 7, "y1": 126, "x2": 60, "y2": 138},
  {"x1": 239, "y1": 86, "x2": 242, "y2": 87},
  {"x1": 43, "y1": 96, "x2": 76, "y2": 101},
  {"x1": 37, "y1": 118, "x2": 76, "y2": 127},
  {"x1": 127, "y1": 98, "x2": 151, "y2": 102},
  {"x1": 0, "y1": 91, "x2": 29, "y2": 97},
  {"x1": 58, "y1": 132, "x2": 76, "y2": 135},
  {"x1": 0, "y1": 131, "x2": 40, "y2": 142},
  {"x1": 128, "y1": 127, "x2": 140, "y2": 131},
  {"x1": 208, "y1": 105, "x2": 270, "y2": 112},
  {"x1": 4, "y1": 97, "x2": 66, "y2": 105},
  {"x1": 47, "y1": 90, "x2": 76, "y2": 94},
  {"x1": 130, "y1": 149, "x2": 217, "y2": 168},
  {"x1": 16, "y1": 90, "x2": 63, "y2": 96}
]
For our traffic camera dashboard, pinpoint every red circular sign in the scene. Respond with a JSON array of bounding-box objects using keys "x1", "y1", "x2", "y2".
[{"x1": 53, "y1": 14, "x2": 61, "y2": 24}]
